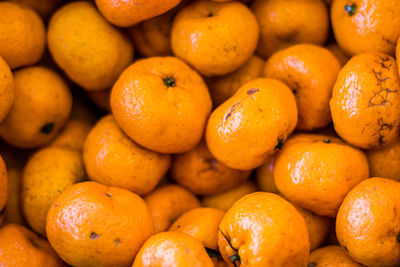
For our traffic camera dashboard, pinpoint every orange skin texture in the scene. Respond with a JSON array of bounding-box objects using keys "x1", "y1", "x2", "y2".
[
  {"x1": 251, "y1": 0, "x2": 328, "y2": 59},
  {"x1": 202, "y1": 181, "x2": 258, "y2": 211},
  {"x1": 0, "y1": 66, "x2": 72, "y2": 149},
  {"x1": 336, "y1": 178, "x2": 400, "y2": 267},
  {"x1": 331, "y1": 0, "x2": 400, "y2": 56},
  {"x1": 0, "y1": 156, "x2": 7, "y2": 225},
  {"x1": 171, "y1": 140, "x2": 251, "y2": 195},
  {"x1": 366, "y1": 138, "x2": 400, "y2": 181},
  {"x1": 0, "y1": 2, "x2": 45, "y2": 69},
  {"x1": 208, "y1": 55, "x2": 265, "y2": 107},
  {"x1": 10, "y1": 0, "x2": 64, "y2": 19},
  {"x1": 50, "y1": 118, "x2": 92, "y2": 151},
  {"x1": 87, "y1": 89, "x2": 111, "y2": 111},
  {"x1": 4, "y1": 168, "x2": 23, "y2": 224},
  {"x1": 218, "y1": 192, "x2": 309, "y2": 267},
  {"x1": 171, "y1": 0, "x2": 259, "y2": 77},
  {"x1": 46, "y1": 181, "x2": 154, "y2": 267},
  {"x1": 83, "y1": 115, "x2": 171, "y2": 196},
  {"x1": 255, "y1": 156, "x2": 279, "y2": 193},
  {"x1": 274, "y1": 134, "x2": 369, "y2": 217},
  {"x1": 21, "y1": 147, "x2": 85, "y2": 236},
  {"x1": 133, "y1": 231, "x2": 214, "y2": 267},
  {"x1": 327, "y1": 43, "x2": 350, "y2": 67},
  {"x1": 308, "y1": 246, "x2": 363, "y2": 267},
  {"x1": 397, "y1": 37, "x2": 400, "y2": 77},
  {"x1": 169, "y1": 207, "x2": 225, "y2": 250},
  {"x1": 206, "y1": 78, "x2": 297, "y2": 170},
  {"x1": 0, "y1": 56, "x2": 13, "y2": 123},
  {"x1": 264, "y1": 44, "x2": 341, "y2": 131},
  {"x1": 111, "y1": 56, "x2": 212, "y2": 154},
  {"x1": 0, "y1": 224, "x2": 65, "y2": 267},
  {"x1": 144, "y1": 184, "x2": 201, "y2": 233},
  {"x1": 48, "y1": 1, "x2": 134, "y2": 91},
  {"x1": 330, "y1": 52, "x2": 400, "y2": 149}
]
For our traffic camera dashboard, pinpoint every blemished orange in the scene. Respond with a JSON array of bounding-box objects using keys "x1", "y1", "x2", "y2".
[
  {"x1": 251, "y1": 0, "x2": 329, "y2": 59},
  {"x1": 48, "y1": 1, "x2": 134, "y2": 91},
  {"x1": 0, "y1": 66, "x2": 72, "y2": 148},
  {"x1": 86, "y1": 89, "x2": 111, "y2": 111},
  {"x1": 202, "y1": 181, "x2": 258, "y2": 211},
  {"x1": 207, "y1": 55, "x2": 265, "y2": 107},
  {"x1": 206, "y1": 78, "x2": 297, "y2": 170},
  {"x1": 111, "y1": 56, "x2": 212, "y2": 154},
  {"x1": 330, "y1": 52, "x2": 400, "y2": 149},
  {"x1": 327, "y1": 43, "x2": 350, "y2": 66},
  {"x1": 170, "y1": 140, "x2": 251, "y2": 195},
  {"x1": 0, "y1": 2, "x2": 45, "y2": 69},
  {"x1": 83, "y1": 115, "x2": 171, "y2": 196},
  {"x1": 132, "y1": 231, "x2": 214, "y2": 267},
  {"x1": 95, "y1": 0, "x2": 182, "y2": 27},
  {"x1": 46, "y1": 181, "x2": 154, "y2": 267},
  {"x1": 0, "y1": 224, "x2": 65, "y2": 267},
  {"x1": 169, "y1": 207, "x2": 225, "y2": 250},
  {"x1": 10, "y1": 0, "x2": 64, "y2": 19},
  {"x1": 0, "y1": 156, "x2": 7, "y2": 225},
  {"x1": 144, "y1": 184, "x2": 201, "y2": 233},
  {"x1": 0, "y1": 56, "x2": 13, "y2": 123},
  {"x1": 21, "y1": 146, "x2": 85, "y2": 236},
  {"x1": 171, "y1": 0, "x2": 259, "y2": 77},
  {"x1": 264, "y1": 44, "x2": 341, "y2": 131},
  {"x1": 308, "y1": 246, "x2": 363, "y2": 267},
  {"x1": 218, "y1": 192, "x2": 309, "y2": 266},
  {"x1": 336, "y1": 178, "x2": 400, "y2": 267},
  {"x1": 274, "y1": 134, "x2": 369, "y2": 217},
  {"x1": 255, "y1": 156, "x2": 278, "y2": 193},
  {"x1": 50, "y1": 118, "x2": 92, "y2": 151},
  {"x1": 366, "y1": 138, "x2": 400, "y2": 181},
  {"x1": 4, "y1": 168, "x2": 24, "y2": 225},
  {"x1": 331, "y1": 0, "x2": 400, "y2": 56}
]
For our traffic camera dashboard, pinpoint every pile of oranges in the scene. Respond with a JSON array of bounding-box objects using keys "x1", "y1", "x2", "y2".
[{"x1": 0, "y1": 0, "x2": 400, "y2": 266}]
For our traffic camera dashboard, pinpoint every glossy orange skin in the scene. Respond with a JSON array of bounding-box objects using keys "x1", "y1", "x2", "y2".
[
  {"x1": 171, "y1": 0, "x2": 259, "y2": 77},
  {"x1": 144, "y1": 184, "x2": 201, "y2": 233},
  {"x1": 308, "y1": 246, "x2": 363, "y2": 267},
  {"x1": 0, "y1": 156, "x2": 7, "y2": 225},
  {"x1": 327, "y1": 43, "x2": 350, "y2": 66},
  {"x1": 206, "y1": 78, "x2": 297, "y2": 170},
  {"x1": 111, "y1": 57, "x2": 212, "y2": 154},
  {"x1": 366, "y1": 138, "x2": 400, "y2": 181},
  {"x1": 264, "y1": 44, "x2": 341, "y2": 130},
  {"x1": 218, "y1": 192, "x2": 309, "y2": 266},
  {"x1": 84, "y1": 115, "x2": 171, "y2": 196},
  {"x1": 4, "y1": 168, "x2": 23, "y2": 224},
  {"x1": 251, "y1": 0, "x2": 328, "y2": 59},
  {"x1": 336, "y1": 178, "x2": 400, "y2": 266},
  {"x1": 87, "y1": 89, "x2": 111, "y2": 111},
  {"x1": 331, "y1": 0, "x2": 400, "y2": 56},
  {"x1": 48, "y1": 1, "x2": 134, "y2": 91},
  {"x1": 202, "y1": 181, "x2": 258, "y2": 211},
  {"x1": 330, "y1": 52, "x2": 400, "y2": 149},
  {"x1": 169, "y1": 207, "x2": 225, "y2": 250},
  {"x1": 10, "y1": 0, "x2": 64, "y2": 19},
  {"x1": 0, "y1": 56, "x2": 13, "y2": 123},
  {"x1": 0, "y1": 2, "x2": 45, "y2": 69},
  {"x1": 50, "y1": 118, "x2": 92, "y2": 151},
  {"x1": 171, "y1": 140, "x2": 251, "y2": 195},
  {"x1": 133, "y1": 231, "x2": 213, "y2": 267},
  {"x1": 255, "y1": 156, "x2": 278, "y2": 193},
  {"x1": 46, "y1": 181, "x2": 154, "y2": 267},
  {"x1": 0, "y1": 66, "x2": 72, "y2": 149},
  {"x1": 208, "y1": 55, "x2": 265, "y2": 107},
  {"x1": 95, "y1": 0, "x2": 182, "y2": 27},
  {"x1": 274, "y1": 134, "x2": 369, "y2": 217}
]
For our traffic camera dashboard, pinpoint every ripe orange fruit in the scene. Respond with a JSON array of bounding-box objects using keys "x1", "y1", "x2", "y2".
[
  {"x1": 255, "y1": 157, "x2": 278, "y2": 193},
  {"x1": 86, "y1": 89, "x2": 111, "y2": 111},
  {"x1": 10, "y1": 0, "x2": 64, "y2": 19},
  {"x1": 326, "y1": 43, "x2": 350, "y2": 66},
  {"x1": 50, "y1": 118, "x2": 92, "y2": 151},
  {"x1": 4, "y1": 168, "x2": 23, "y2": 225},
  {"x1": 308, "y1": 245, "x2": 363, "y2": 267},
  {"x1": 0, "y1": 155, "x2": 7, "y2": 225},
  {"x1": 366, "y1": 138, "x2": 400, "y2": 181},
  {"x1": 0, "y1": 56, "x2": 13, "y2": 123}
]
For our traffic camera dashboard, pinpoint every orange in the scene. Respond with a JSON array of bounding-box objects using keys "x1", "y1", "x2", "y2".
[
  {"x1": 0, "y1": 66, "x2": 72, "y2": 148},
  {"x1": 50, "y1": 118, "x2": 92, "y2": 151},
  {"x1": 0, "y1": 224, "x2": 65, "y2": 266},
  {"x1": 46, "y1": 181, "x2": 154, "y2": 267},
  {"x1": 336, "y1": 177, "x2": 400, "y2": 266},
  {"x1": 264, "y1": 44, "x2": 341, "y2": 131},
  {"x1": 251, "y1": 0, "x2": 329, "y2": 59},
  {"x1": 0, "y1": 2, "x2": 45, "y2": 69},
  {"x1": 171, "y1": 140, "x2": 251, "y2": 195},
  {"x1": 366, "y1": 138, "x2": 400, "y2": 181},
  {"x1": 206, "y1": 78, "x2": 297, "y2": 170},
  {"x1": 21, "y1": 146, "x2": 85, "y2": 236},
  {"x1": 10, "y1": 0, "x2": 64, "y2": 19},
  {"x1": 202, "y1": 181, "x2": 258, "y2": 211},
  {"x1": 48, "y1": 1, "x2": 134, "y2": 91},
  {"x1": 0, "y1": 56, "x2": 13, "y2": 123},
  {"x1": 111, "y1": 56, "x2": 212, "y2": 154},
  {"x1": 0, "y1": 156, "x2": 7, "y2": 225},
  {"x1": 327, "y1": 43, "x2": 350, "y2": 66},
  {"x1": 330, "y1": 52, "x2": 400, "y2": 149},
  {"x1": 133, "y1": 231, "x2": 213, "y2": 267},
  {"x1": 171, "y1": 0, "x2": 259, "y2": 76},
  {"x1": 218, "y1": 192, "x2": 309, "y2": 266},
  {"x1": 144, "y1": 184, "x2": 201, "y2": 233},
  {"x1": 86, "y1": 89, "x2": 111, "y2": 111},
  {"x1": 331, "y1": 0, "x2": 400, "y2": 56},
  {"x1": 397, "y1": 37, "x2": 400, "y2": 76},
  {"x1": 274, "y1": 134, "x2": 369, "y2": 217},
  {"x1": 4, "y1": 168, "x2": 23, "y2": 225},
  {"x1": 83, "y1": 115, "x2": 171, "y2": 196},
  {"x1": 308, "y1": 246, "x2": 363, "y2": 267},
  {"x1": 255, "y1": 156, "x2": 278, "y2": 193},
  {"x1": 207, "y1": 55, "x2": 265, "y2": 107}
]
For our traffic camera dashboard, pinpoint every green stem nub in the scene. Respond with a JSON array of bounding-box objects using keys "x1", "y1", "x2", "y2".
[
  {"x1": 41, "y1": 123, "x2": 54, "y2": 134},
  {"x1": 323, "y1": 138, "x2": 331, "y2": 144},
  {"x1": 345, "y1": 3, "x2": 357, "y2": 16},
  {"x1": 275, "y1": 138, "x2": 284, "y2": 150},
  {"x1": 230, "y1": 253, "x2": 240, "y2": 267},
  {"x1": 163, "y1": 77, "x2": 176, "y2": 87}
]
